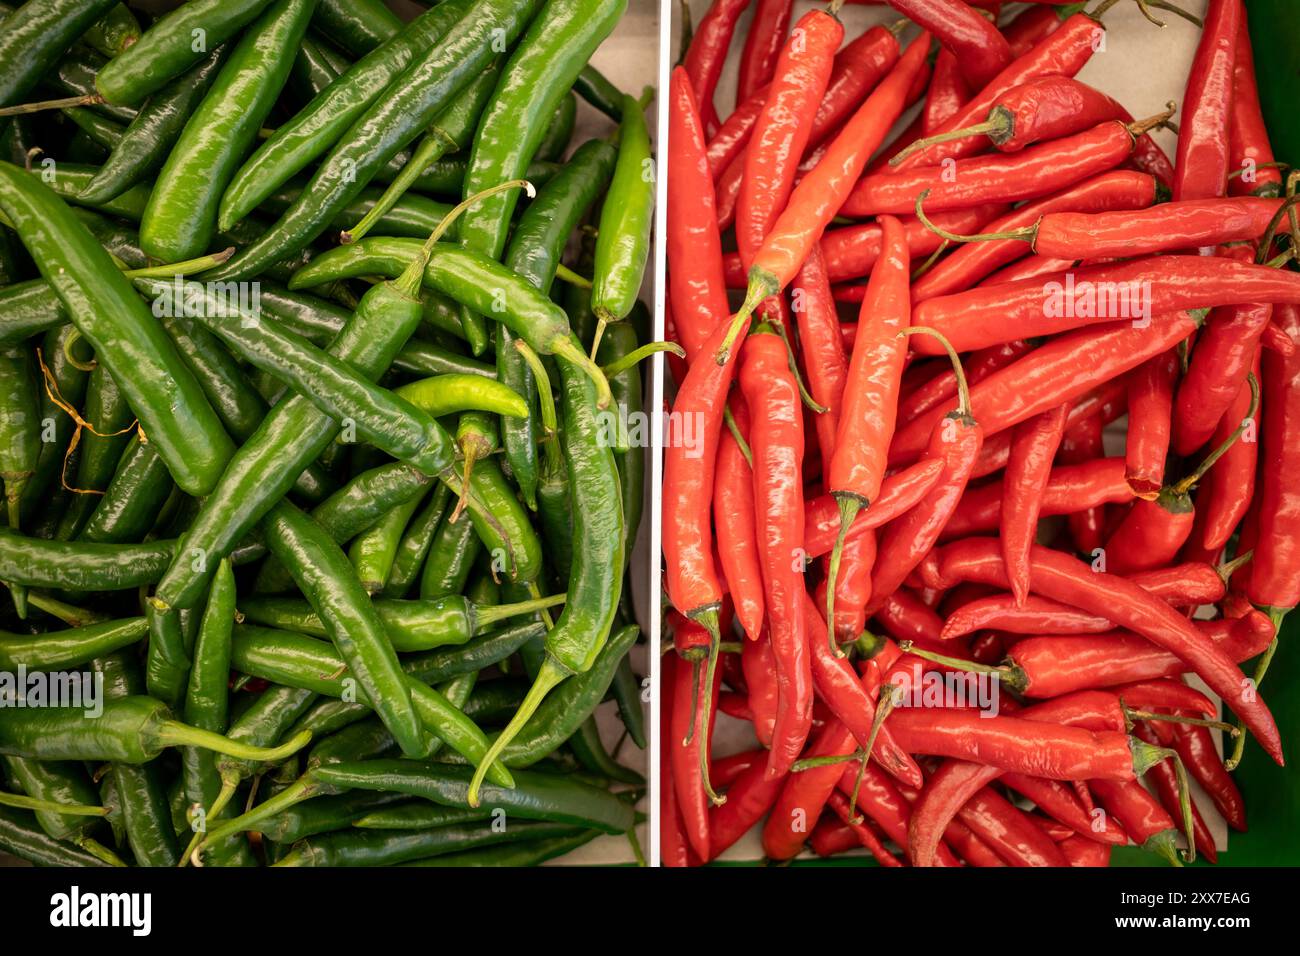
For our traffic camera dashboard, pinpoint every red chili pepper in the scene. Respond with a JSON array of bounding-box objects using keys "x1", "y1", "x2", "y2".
[
  {"x1": 667, "y1": 67, "x2": 729, "y2": 364},
  {"x1": 923, "y1": 48, "x2": 970, "y2": 135},
  {"x1": 713, "y1": 398, "x2": 764, "y2": 642},
  {"x1": 874, "y1": 589, "x2": 945, "y2": 645},
  {"x1": 1002, "y1": 1, "x2": 1074, "y2": 56},
  {"x1": 742, "y1": 631, "x2": 780, "y2": 748},
  {"x1": 1002, "y1": 773, "x2": 1130, "y2": 846},
  {"x1": 1105, "y1": 678, "x2": 1217, "y2": 719},
  {"x1": 837, "y1": 760, "x2": 964, "y2": 867},
  {"x1": 898, "y1": 75, "x2": 1131, "y2": 165},
  {"x1": 929, "y1": 538, "x2": 1285, "y2": 761},
  {"x1": 683, "y1": 0, "x2": 752, "y2": 136},
  {"x1": 844, "y1": 111, "x2": 1171, "y2": 218},
  {"x1": 791, "y1": 246, "x2": 848, "y2": 481},
  {"x1": 898, "y1": 340, "x2": 1033, "y2": 423},
  {"x1": 1133, "y1": 721, "x2": 1218, "y2": 863},
  {"x1": 912, "y1": 258, "x2": 1300, "y2": 359},
  {"x1": 808, "y1": 815, "x2": 863, "y2": 857},
  {"x1": 1090, "y1": 776, "x2": 1186, "y2": 865},
  {"x1": 1199, "y1": 356, "x2": 1261, "y2": 551},
  {"x1": 891, "y1": 6, "x2": 1105, "y2": 171},
  {"x1": 867, "y1": 331, "x2": 983, "y2": 616},
  {"x1": 972, "y1": 381, "x2": 1127, "y2": 479},
  {"x1": 884, "y1": 0, "x2": 1012, "y2": 88},
  {"x1": 711, "y1": 750, "x2": 766, "y2": 791},
  {"x1": 804, "y1": 596, "x2": 923, "y2": 787},
  {"x1": 823, "y1": 791, "x2": 906, "y2": 866},
  {"x1": 736, "y1": 0, "x2": 795, "y2": 106},
  {"x1": 1228, "y1": 15, "x2": 1281, "y2": 198},
  {"x1": 1056, "y1": 833, "x2": 1114, "y2": 867},
  {"x1": 660, "y1": 651, "x2": 700, "y2": 867},
  {"x1": 1173, "y1": 0, "x2": 1242, "y2": 201},
  {"x1": 804, "y1": 458, "x2": 945, "y2": 558},
  {"x1": 1248, "y1": 303, "x2": 1300, "y2": 609},
  {"x1": 913, "y1": 171, "x2": 1157, "y2": 302},
  {"x1": 739, "y1": 327, "x2": 811, "y2": 778},
  {"x1": 891, "y1": 774, "x2": 1006, "y2": 867},
  {"x1": 736, "y1": 9, "x2": 843, "y2": 274},
  {"x1": 717, "y1": 691, "x2": 753, "y2": 722},
  {"x1": 716, "y1": 32, "x2": 933, "y2": 364},
  {"x1": 891, "y1": 316, "x2": 1198, "y2": 467},
  {"x1": 954, "y1": 785, "x2": 1071, "y2": 867},
  {"x1": 947, "y1": 458, "x2": 1132, "y2": 539},
  {"x1": 762, "y1": 720, "x2": 855, "y2": 860},
  {"x1": 825, "y1": 216, "x2": 911, "y2": 641},
  {"x1": 670, "y1": 612, "x2": 718, "y2": 858},
  {"x1": 706, "y1": 758, "x2": 787, "y2": 860},
  {"x1": 942, "y1": 593, "x2": 1115, "y2": 639},
  {"x1": 1168, "y1": 721, "x2": 1246, "y2": 832},
  {"x1": 1002, "y1": 403, "x2": 1068, "y2": 604}
]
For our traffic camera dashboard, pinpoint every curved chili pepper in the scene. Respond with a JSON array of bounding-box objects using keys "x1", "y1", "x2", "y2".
[
  {"x1": 867, "y1": 330, "x2": 983, "y2": 617},
  {"x1": 956, "y1": 785, "x2": 1071, "y2": 867},
  {"x1": 1169, "y1": 720, "x2": 1246, "y2": 832},
  {"x1": 943, "y1": 593, "x2": 1116, "y2": 639},
  {"x1": 1173, "y1": 0, "x2": 1241, "y2": 201},
  {"x1": 669, "y1": 614, "x2": 714, "y2": 862},
  {"x1": 737, "y1": 0, "x2": 795, "y2": 104},
  {"x1": 1228, "y1": 15, "x2": 1281, "y2": 198},
  {"x1": 1002, "y1": 403, "x2": 1068, "y2": 604},
  {"x1": 823, "y1": 791, "x2": 905, "y2": 866},
  {"x1": 913, "y1": 171, "x2": 1157, "y2": 301},
  {"x1": 707, "y1": 757, "x2": 786, "y2": 861},
  {"x1": 923, "y1": 48, "x2": 969, "y2": 135},
  {"x1": 898, "y1": 339, "x2": 1034, "y2": 423},
  {"x1": 947, "y1": 458, "x2": 1132, "y2": 539},
  {"x1": 667, "y1": 67, "x2": 728, "y2": 364},
  {"x1": 826, "y1": 215, "x2": 910, "y2": 641},
  {"x1": 1112, "y1": 679, "x2": 1217, "y2": 718},
  {"x1": 683, "y1": 0, "x2": 751, "y2": 136},
  {"x1": 1248, "y1": 303, "x2": 1300, "y2": 609},
  {"x1": 715, "y1": 32, "x2": 932, "y2": 363},
  {"x1": 762, "y1": 719, "x2": 855, "y2": 860},
  {"x1": 845, "y1": 111, "x2": 1171, "y2": 217},
  {"x1": 1173, "y1": 250, "x2": 1270, "y2": 457},
  {"x1": 1002, "y1": 773, "x2": 1129, "y2": 846},
  {"x1": 874, "y1": 588, "x2": 945, "y2": 645},
  {"x1": 714, "y1": 397, "x2": 764, "y2": 641},
  {"x1": 792, "y1": 247, "x2": 848, "y2": 480},
  {"x1": 742, "y1": 629, "x2": 780, "y2": 748},
  {"x1": 1133, "y1": 720, "x2": 1218, "y2": 863},
  {"x1": 739, "y1": 327, "x2": 811, "y2": 778},
  {"x1": 1003, "y1": 2, "x2": 1078, "y2": 56},
  {"x1": 884, "y1": 0, "x2": 1011, "y2": 88},
  {"x1": 828, "y1": 530, "x2": 876, "y2": 643},
  {"x1": 1089, "y1": 776, "x2": 1185, "y2": 866},
  {"x1": 1199, "y1": 358, "x2": 1262, "y2": 551},
  {"x1": 891, "y1": 313, "x2": 1201, "y2": 463},
  {"x1": 972, "y1": 379, "x2": 1127, "y2": 479},
  {"x1": 1060, "y1": 411, "x2": 1106, "y2": 554}
]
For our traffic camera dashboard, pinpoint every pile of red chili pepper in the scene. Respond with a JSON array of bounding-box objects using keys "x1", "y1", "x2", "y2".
[{"x1": 663, "y1": 0, "x2": 1295, "y2": 868}]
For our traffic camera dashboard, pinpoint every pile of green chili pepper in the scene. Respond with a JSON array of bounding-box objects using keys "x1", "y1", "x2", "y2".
[{"x1": 0, "y1": 0, "x2": 656, "y2": 868}]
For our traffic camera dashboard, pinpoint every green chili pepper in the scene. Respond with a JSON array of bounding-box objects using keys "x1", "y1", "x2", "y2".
[
  {"x1": 0, "y1": 616, "x2": 146, "y2": 670},
  {"x1": 219, "y1": 0, "x2": 471, "y2": 229},
  {"x1": 79, "y1": 47, "x2": 230, "y2": 207},
  {"x1": 53, "y1": 365, "x2": 132, "y2": 539},
  {"x1": 590, "y1": 93, "x2": 654, "y2": 350},
  {"x1": 285, "y1": 698, "x2": 372, "y2": 743},
  {"x1": 288, "y1": 238, "x2": 612, "y2": 409},
  {"x1": 400, "y1": 828, "x2": 601, "y2": 866},
  {"x1": 500, "y1": 138, "x2": 619, "y2": 512},
  {"x1": 0, "y1": 755, "x2": 123, "y2": 866},
  {"x1": 17, "y1": 325, "x2": 91, "y2": 527},
  {"x1": 382, "y1": 484, "x2": 452, "y2": 599},
  {"x1": 574, "y1": 64, "x2": 626, "y2": 120},
  {"x1": 349, "y1": 490, "x2": 425, "y2": 593},
  {"x1": 48, "y1": 50, "x2": 137, "y2": 126},
  {"x1": 209, "y1": 0, "x2": 533, "y2": 279},
  {"x1": 315, "y1": 0, "x2": 402, "y2": 57},
  {"x1": 568, "y1": 717, "x2": 644, "y2": 786},
  {"x1": 61, "y1": 107, "x2": 124, "y2": 151},
  {"x1": 467, "y1": 339, "x2": 624, "y2": 806},
  {"x1": 0, "y1": 0, "x2": 118, "y2": 113},
  {"x1": 93, "y1": 651, "x2": 183, "y2": 867},
  {"x1": 352, "y1": 801, "x2": 492, "y2": 831},
  {"x1": 420, "y1": 507, "x2": 482, "y2": 601},
  {"x1": 16, "y1": 162, "x2": 151, "y2": 221},
  {"x1": 259, "y1": 791, "x2": 408, "y2": 844},
  {"x1": 81, "y1": 4, "x2": 141, "y2": 59},
  {"x1": 0, "y1": 344, "x2": 39, "y2": 531},
  {"x1": 0, "y1": 163, "x2": 234, "y2": 496},
  {"x1": 402, "y1": 621, "x2": 545, "y2": 685},
  {"x1": 454, "y1": 0, "x2": 625, "y2": 352},
  {"x1": 261, "y1": 499, "x2": 426, "y2": 759},
  {"x1": 0, "y1": 696, "x2": 312, "y2": 765},
  {"x1": 374, "y1": 155, "x2": 562, "y2": 199},
  {"x1": 239, "y1": 591, "x2": 565, "y2": 652},
  {"x1": 276, "y1": 819, "x2": 583, "y2": 867},
  {"x1": 610, "y1": 652, "x2": 648, "y2": 750},
  {"x1": 536, "y1": 93, "x2": 579, "y2": 163},
  {"x1": 312, "y1": 761, "x2": 633, "y2": 833},
  {"x1": 0, "y1": 530, "x2": 176, "y2": 590},
  {"x1": 263, "y1": 182, "x2": 459, "y2": 241},
  {"x1": 226, "y1": 624, "x2": 513, "y2": 787},
  {"x1": 444, "y1": 456, "x2": 543, "y2": 585},
  {"x1": 597, "y1": 318, "x2": 646, "y2": 551},
  {"x1": 0, "y1": 804, "x2": 116, "y2": 867},
  {"x1": 95, "y1": 0, "x2": 279, "y2": 105},
  {"x1": 289, "y1": 37, "x2": 345, "y2": 104},
  {"x1": 307, "y1": 716, "x2": 400, "y2": 768},
  {"x1": 140, "y1": 0, "x2": 316, "y2": 262},
  {"x1": 77, "y1": 436, "x2": 174, "y2": 545}
]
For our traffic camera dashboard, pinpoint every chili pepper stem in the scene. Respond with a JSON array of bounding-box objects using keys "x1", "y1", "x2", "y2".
[
  {"x1": 1166, "y1": 751, "x2": 1196, "y2": 863},
  {"x1": 1126, "y1": 102, "x2": 1179, "y2": 141},
  {"x1": 555, "y1": 263, "x2": 591, "y2": 288},
  {"x1": 848, "y1": 683, "x2": 900, "y2": 824},
  {"x1": 77, "y1": 837, "x2": 128, "y2": 867},
  {"x1": 513, "y1": 340, "x2": 562, "y2": 472},
  {"x1": 467, "y1": 658, "x2": 569, "y2": 807},
  {"x1": 192, "y1": 773, "x2": 326, "y2": 866},
  {"x1": 682, "y1": 655, "x2": 703, "y2": 745},
  {"x1": 551, "y1": 335, "x2": 614, "y2": 411},
  {"x1": 0, "y1": 792, "x2": 109, "y2": 816},
  {"x1": 1216, "y1": 549, "x2": 1254, "y2": 583},
  {"x1": 156, "y1": 723, "x2": 313, "y2": 763},
  {"x1": 899, "y1": 640, "x2": 1028, "y2": 693},
  {"x1": 915, "y1": 189, "x2": 1035, "y2": 247},
  {"x1": 825, "y1": 495, "x2": 866, "y2": 658},
  {"x1": 1172, "y1": 374, "x2": 1260, "y2": 495},
  {"x1": 601, "y1": 341, "x2": 685, "y2": 378},
  {"x1": 771, "y1": 317, "x2": 828, "y2": 413},
  {"x1": 715, "y1": 274, "x2": 778, "y2": 366},
  {"x1": 23, "y1": 591, "x2": 109, "y2": 627},
  {"x1": 1125, "y1": 708, "x2": 1239, "y2": 735},
  {"x1": 474, "y1": 593, "x2": 567, "y2": 630},
  {"x1": 890, "y1": 111, "x2": 1013, "y2": 167},
  {"x1": 1145, "y1": 829, "x2": 1184, "y2": 867},
  {"x1": 898, "y1": 326, "x2": 972, "y2": 418},
  {"x1": 0, "y1": 94, "x2": 105, "y2": 117},
  {"x1": 723, "y1": 404, "x2": 753, "y2": 469},
  {"x1": 696, "y1": 607, "x2": 725, "y2": 806}
]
